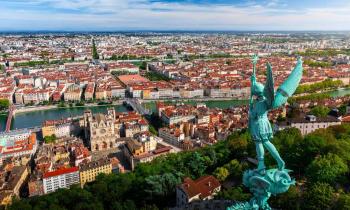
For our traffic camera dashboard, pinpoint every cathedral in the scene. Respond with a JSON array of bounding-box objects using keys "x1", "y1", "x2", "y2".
[{"x1": 83, "y1": 108, "x2": 120, "y2": 151}]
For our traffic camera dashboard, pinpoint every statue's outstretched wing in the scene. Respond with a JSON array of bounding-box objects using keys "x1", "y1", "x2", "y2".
[
  {"x1": 273, "y1": 58, "x2": 303, "y2": 108},
  {"x1": 264, "y1": 63, "x2": 275, "y2": 109}
]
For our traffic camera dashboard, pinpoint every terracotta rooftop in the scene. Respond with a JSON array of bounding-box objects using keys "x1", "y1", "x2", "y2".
[
  {"x1": 180, "y1": 175, "x2": 221, "y2": 199},
  {"x1": 43, "y1": 166, "x2": 78, "y2": 179}
]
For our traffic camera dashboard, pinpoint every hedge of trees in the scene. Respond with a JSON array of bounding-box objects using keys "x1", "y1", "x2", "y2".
[
  {"x1": 310, "y1": 105, "x2": 331, "y2": 117},
  {"x1": 9, "y1": 124, "x2": 350, "y2": 210},
  {"x1": 109, "y1": 54, "x2": 152, "y2": 60},
  {"x1": 288, "y1": 92, "x2": 332, "y2": 104},
  {"x1": 145, "y1": 72, "x2": 171, "y2": 81},
  {"x1": 303, "y1": 59, "x2": 332, "y2": 68},
  {"x1": 13, "y1": 59, "x2": 75, "y2": 68},
  {"x1": 296, "y1": 49, "x2": 350, "y2": 57},
  {"x1": 43, "y1": 134, "x2": 57, "y2": 144},
  {"x1": 295, "y1": 79, "x2": 343, "y2": 95}
]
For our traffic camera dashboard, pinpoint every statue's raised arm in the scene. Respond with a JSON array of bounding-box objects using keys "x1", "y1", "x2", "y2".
[
  {"x1": 272, "y1": 57, "x2": 303, "y2": 109},
  {"x1": 263, "y1": 62, "x2": 275, "y2": 110},
  {"x1": 250, "y1": 54, "x2": 259, "y2": 106}
]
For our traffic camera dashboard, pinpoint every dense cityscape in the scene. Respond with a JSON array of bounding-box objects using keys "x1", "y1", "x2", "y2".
[{"x1": 0, "y1": 31, "x2": 350, "y2": 210}]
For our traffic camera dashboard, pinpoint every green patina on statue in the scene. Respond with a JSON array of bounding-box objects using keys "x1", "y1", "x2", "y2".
[{"x1": 228, "y1": 55, "x2": 303, "y2": 210}]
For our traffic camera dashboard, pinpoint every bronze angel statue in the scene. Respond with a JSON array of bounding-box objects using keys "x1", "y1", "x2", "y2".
[{"x1": 249, "y1": 55, "x2": 303, "y2": 173}]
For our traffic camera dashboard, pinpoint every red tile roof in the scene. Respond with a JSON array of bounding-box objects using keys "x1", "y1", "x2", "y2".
[
  {"x1": 43, "y1": 166, "x2": 79, "y2": 179},
  {"x1": 180, "y1": 175, "x2": 221, "y2": 199},
  {"x1": 118, "y1": 74, "x2": 149, "y2": 85}
]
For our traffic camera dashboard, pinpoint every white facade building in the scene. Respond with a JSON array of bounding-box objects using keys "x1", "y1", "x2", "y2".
[
  {"x1": 159, "y1": 127, "x2": 185, "y2": 146},
  {"x1": 275, "y1": 115, "x2": 341, "y2": 135},
  {"x1": 43, "y1": 167, "x2": 80, "y2": 194}
]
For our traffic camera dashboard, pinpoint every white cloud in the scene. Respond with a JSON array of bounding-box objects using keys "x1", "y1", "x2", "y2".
[{"x1": 0, "y1": 0, "x2": 350, "y2": 30}]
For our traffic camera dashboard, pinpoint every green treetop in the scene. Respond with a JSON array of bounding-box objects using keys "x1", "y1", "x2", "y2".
[
  {"x1": 310, "y1": 105, "x2": 330, "y2": 117},
  {"x1": 306, "y1": 153, "x2": 348, "y2": 184},
  {"x1": 0, "y1": 99, "x2": 9, "y2": 111},
  {"x1": 92, "y1": 39, "x2": 99, "y2": 60}
]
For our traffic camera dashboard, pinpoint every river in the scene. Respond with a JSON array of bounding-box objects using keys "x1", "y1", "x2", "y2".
[
  {"x1": 0, "y1": 105, "x2": 129, "y2": 131},
  {"x1": 1, "y1": 87, "x2": 349, "y2": 132},
  {"x1": 329, "y1": 87, "x2": 350, "y2": 97}
]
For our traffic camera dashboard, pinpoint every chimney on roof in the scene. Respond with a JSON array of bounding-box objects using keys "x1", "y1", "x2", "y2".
[{"x1": 208, "y1": 181, "x2": 211, "y2": 187}]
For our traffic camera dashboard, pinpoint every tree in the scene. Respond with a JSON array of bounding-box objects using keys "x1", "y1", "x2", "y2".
[
  {"x1": 144, "y1": 173, "x2": 182, "y2": 198},
  {"x1": 310, "y1": 105, "x2": 330, "y2": 117},
  {"x1": 338, "y1": 104, "x2": 347, "y2": 116},
  {"x1": 0, "y1": 99, "x2": 9, "y2": 111},
  {"x1": 225, "y1": 159, "x2": 244, "y2": 178},
  {"x1": 92, "y1": 39, "x2": 99, "y2": 60},
  {"x1": 148, "y1": 125, "x2": 158, "y2": 135},
  {"x1": 215, "y1": 186, "x2": 251, "y2": 201},
  {"x1": 186, "y1": 152, "x2": 206, "y2": 178},
  {"x1": 306, "y1": 153, "x2": 348, "y2": 184},
  {"x1": 270, "y1": 128, "x2": 303, "y2": 171},
  {"x1": 1, "y1": 53, "x2": 8, "y2": 59},
  {"x1": 213, "y1": 167, "x2": 229, "y2": 182},
  {"x1": 57, "y1": 102, "x2": 66, "y2": 108},
  {"x1": 44, "y1": 134, "x2": 57, "y2": 144},
  {"x1": 295, "y1": 131, "x2": 330, "y2": 171},
  {"x1": 140, "y1": 61, "x2": 147, "y2": 70},
  {"x1": 227, "y1": 131, "x2": 250, "y2": 159},
  {"x1": 295, "y1": 79, "x2": 342, "y2": 94},
  {"x1": 335, "y1": 194, "x2": 350, "y2": 210},
  {"x1": 10, "y1": 125, "x2": 350, "y2": 210},
  {"x1": 145, "y1": 72, "x2": 170, "y2": 81},
  {"x1": 303, "y1": 183, "x2": 335, "y2": 210},
  {"x1": 269, "y1": 185, "x2": 300, "y2": 210}
]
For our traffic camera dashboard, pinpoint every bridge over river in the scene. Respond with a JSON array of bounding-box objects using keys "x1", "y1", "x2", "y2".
[{"x1": 124, "y1": 98, "x2": 151, "y2": 115}]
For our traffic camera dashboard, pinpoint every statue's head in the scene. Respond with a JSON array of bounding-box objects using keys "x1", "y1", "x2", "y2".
[{"x1": 253, "y1": 82, "x2": 264, "y2": 97}]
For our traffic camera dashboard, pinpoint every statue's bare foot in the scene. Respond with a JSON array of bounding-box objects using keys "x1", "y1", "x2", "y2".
[
  {"x1": 257, "y1": 161, "x2": 266, "y2": 175},
  {"x1": 258, "y1": 168, "x2": 266, "y2": 175},
  {"x1": 278, "y1": 160, "x2": 285, "y2": 171}
]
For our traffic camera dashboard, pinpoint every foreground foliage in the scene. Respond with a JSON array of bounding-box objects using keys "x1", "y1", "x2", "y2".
[{"x1": 9, "y1": 124, "x2": 350, "y2": 210}]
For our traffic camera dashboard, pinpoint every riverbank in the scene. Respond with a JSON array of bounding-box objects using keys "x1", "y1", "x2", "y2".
[
  {"x1": 3, "y1": 86, "x2": 350, "y2": 132},
  {"x1": 9, "y1": 85, "x2": 350, "y2": 116},
  {"x1": 14, "y1": 101, "x2": 124, "y2": 115},
  {"x1": 12, "y1": 98, "x2": 248, "y2": 115},
  {"x1": 140, "y1": 97, "x2": 249, "y2": 102},
  {"x1": 2, "y1": 104, "x2": 130, "y2": 131}
]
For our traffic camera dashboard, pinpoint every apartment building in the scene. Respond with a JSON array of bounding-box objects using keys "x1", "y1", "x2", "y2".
[
  {"x1": 159, "y1": 127, "x2": 185, "y2": 146},
  {"x1": 42, "y1": 119, "x2": 73, "y2": 138},
  {"x1": 111, "y1": 86, "x2": 126, "y2": 98},
  {"x1": 79, "y1": 158, "x2": 112, "y2": 187},
  {"x1": 42, "y1": 167, "x2": 80, "y2": 194},
  {"x1": 64, "y1": 84, "x2": 82, "y2": 101},
  {"x1": 275, "y1": 115, "x2": 341, "y2": 135}
]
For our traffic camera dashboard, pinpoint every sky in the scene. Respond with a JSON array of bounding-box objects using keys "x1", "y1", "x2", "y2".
[{"x1": 0, "y1": 0, "x2": 350, "y2": 31}]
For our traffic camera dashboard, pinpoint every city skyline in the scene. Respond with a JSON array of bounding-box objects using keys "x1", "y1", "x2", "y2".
[
  {"x1": 1, "y1": 0, "x2": 350, "y2": 31},
  {"x1": 1, "y1": 7, "x2": 350, "y2": 208}
]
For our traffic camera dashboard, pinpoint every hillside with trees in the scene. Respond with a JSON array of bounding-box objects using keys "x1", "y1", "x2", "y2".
[{"x1": 9, "y1": 124, "x2": 350, "y2": 210}]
